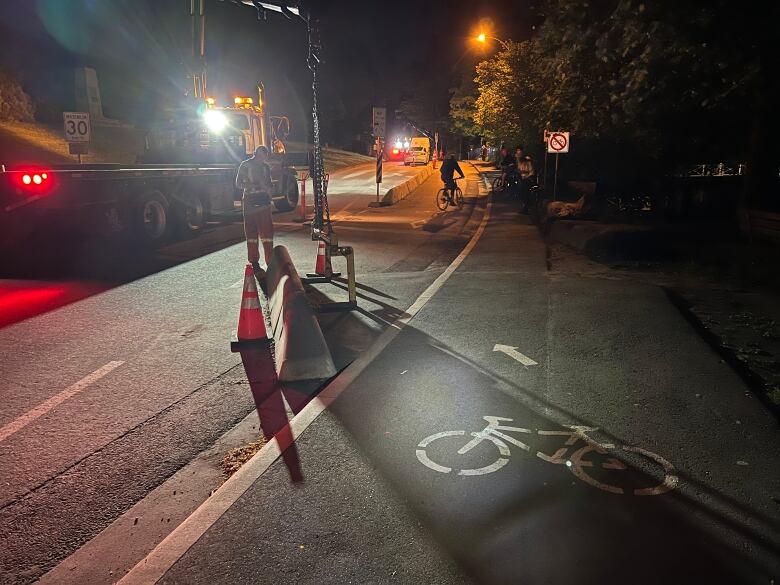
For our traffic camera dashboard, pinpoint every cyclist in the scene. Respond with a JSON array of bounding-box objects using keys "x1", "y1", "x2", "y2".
[{"x1": 440, "y1": 152, "x2": 465, "y2": 202}]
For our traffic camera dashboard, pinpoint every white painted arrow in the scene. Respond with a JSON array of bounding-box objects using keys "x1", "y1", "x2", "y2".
[{"x1": 493, "y1": 344, "x2": 538, "y2": 366}]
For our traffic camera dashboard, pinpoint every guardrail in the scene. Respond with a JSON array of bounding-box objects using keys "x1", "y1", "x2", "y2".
[{"x1": 676, "y1": 163, "x2": 746, "y2": 177}]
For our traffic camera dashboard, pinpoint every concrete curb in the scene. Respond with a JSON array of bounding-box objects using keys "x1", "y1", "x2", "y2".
[
  {"x1": 266, "y1": 245, "x2": 337, "y2": 381},
  {"x1": 379, "y1": 164, "x2": 435, "y2": 205}
]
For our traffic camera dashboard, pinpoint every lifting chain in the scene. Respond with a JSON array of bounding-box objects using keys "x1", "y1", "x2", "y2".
[{"x1": 307, "y1": 17, "x2": 331, "y2": 238}]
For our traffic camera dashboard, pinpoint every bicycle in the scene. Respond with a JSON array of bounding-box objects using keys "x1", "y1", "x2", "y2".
[
  {"x1": 416, "y1": 416, "x2": 677, "y2": 496},
  {"x1": 491, "y1": 173, "x2": 507, "y2": 193},
  {"x1": 436, "y1": 178, "x2": 464, "y2": 211}
]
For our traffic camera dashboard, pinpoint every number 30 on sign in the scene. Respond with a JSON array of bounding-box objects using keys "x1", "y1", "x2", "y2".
[{"x1": 63, "y1": 112, "x2": 91, "y2": 143}]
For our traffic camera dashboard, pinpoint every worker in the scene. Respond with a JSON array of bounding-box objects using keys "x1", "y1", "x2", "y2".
[{"x1": 236, "y1": 145, "x2": 274, "y2": 282}]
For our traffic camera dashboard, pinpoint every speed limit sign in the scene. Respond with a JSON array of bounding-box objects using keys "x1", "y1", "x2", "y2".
[{"x1": 63, "y1": 112, "x2": 91, "y2": 143}]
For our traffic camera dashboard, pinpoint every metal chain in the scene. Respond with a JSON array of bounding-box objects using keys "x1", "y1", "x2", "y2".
[{"x1": 308, "y1": 18, "x2": 331, "y2": 237}]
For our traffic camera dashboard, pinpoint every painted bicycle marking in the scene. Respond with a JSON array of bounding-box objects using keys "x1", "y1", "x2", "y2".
[{"x1": 416, "y1": 416, "x2": 677, "y2": 496}]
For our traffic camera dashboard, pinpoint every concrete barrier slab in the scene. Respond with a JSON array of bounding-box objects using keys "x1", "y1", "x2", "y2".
[{"x1": 266, "y1": 246, "x2": 337, "y2": 382}]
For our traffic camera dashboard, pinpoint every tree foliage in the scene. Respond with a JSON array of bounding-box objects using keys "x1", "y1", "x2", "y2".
[
  {"x1": 455, "y1": 0, "x2": 772, "y2": 173},
  {"x1": 0, "y1": 68, "x2": 35, "y2": 122}
]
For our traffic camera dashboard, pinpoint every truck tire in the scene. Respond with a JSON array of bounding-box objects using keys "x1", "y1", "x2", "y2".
[
  {"x1": 273, "y1": 177, "x2": 299, "y2": 212},
  {"x1": 133, "y1": 190, "x2": 169, "y2": 245},
  {"x1": 172, "y1": 192, "x2": 205, "y2": 236}
]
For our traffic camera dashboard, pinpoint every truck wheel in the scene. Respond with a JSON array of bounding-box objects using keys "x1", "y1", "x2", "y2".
[
  {"x1": 172, "y1": 193, "x2": 205, "y2": 235},
  {"x1": 273, "y1": 178, "x2": 299, "y2": 212},
  {"x1": 133, "y1": 191, "x2": 169, "y2": 245}
]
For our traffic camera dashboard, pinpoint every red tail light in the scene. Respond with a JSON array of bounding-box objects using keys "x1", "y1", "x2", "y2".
[
  {"x1": 392, "y1": 148, "x2": 399, "y2": 154},
  {"x1": 15, "y1": 169, "x2": 52, "y2": 192}
]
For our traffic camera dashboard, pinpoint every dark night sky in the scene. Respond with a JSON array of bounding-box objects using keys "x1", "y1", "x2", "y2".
[{"x1": 0, "y1": 0, "x2": 533, "y2": 145}]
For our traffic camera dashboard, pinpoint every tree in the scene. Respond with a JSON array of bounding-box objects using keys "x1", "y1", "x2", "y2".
[
  {"x1": 448, "y1": 71, "x2": 480, "y2": 140},
  {"x1": 0, "y1": 69, "x2": 35, "y2": 122},
  {"x1": 472, "y1": 40, "x2": 545, "y2": 149},
  {"x1": 459, "y1": 0, "x2": 775, "y2": 192}
]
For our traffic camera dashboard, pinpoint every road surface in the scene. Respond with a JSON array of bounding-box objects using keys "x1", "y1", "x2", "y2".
[
  {"x1": 3, "y1": 161, "x2": 779, "y2": 584},
  {"x1": 0, "y1": 160, "x2": 477, "y2": 583},
  {"x1": 154, "y1": 172, "x2": 778, "y2": 584}
]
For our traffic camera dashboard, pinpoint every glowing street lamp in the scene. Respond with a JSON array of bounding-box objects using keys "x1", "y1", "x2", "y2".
[{"x1": 475, "y1": 33, "x2": 509, "y2": 50}]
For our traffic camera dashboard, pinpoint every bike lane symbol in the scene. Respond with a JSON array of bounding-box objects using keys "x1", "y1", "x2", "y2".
[{"x1": 416, "y1": 416, "x2": 678, "y2": 496}]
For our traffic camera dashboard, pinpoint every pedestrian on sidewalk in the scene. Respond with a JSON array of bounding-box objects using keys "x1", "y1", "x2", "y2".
[
  {"x1": 481, "y1": 142, "x2": 488, "y2": 161},
  {"x1": 236, "y1": 145, "x2": 274, "y2": 281},
  {"x1": 515, "y1": 145, "x2": 537, "y2": 213}
]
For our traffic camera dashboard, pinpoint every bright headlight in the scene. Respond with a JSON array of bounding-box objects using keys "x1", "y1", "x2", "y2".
[{"x1": 203, "y1": 110, "x2": 227, "y2": 133}]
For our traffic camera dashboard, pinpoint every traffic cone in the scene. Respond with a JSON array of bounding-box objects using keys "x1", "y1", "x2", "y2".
[
  {"x1": 307, "y1": 240, "x2": 326, "y2": 276},
  {"x1": 304, "y1": 240, "x2": 340, "y2": 282},
  {"x1": 230, "y1": 264, "x2": 268, "y2": 352}
]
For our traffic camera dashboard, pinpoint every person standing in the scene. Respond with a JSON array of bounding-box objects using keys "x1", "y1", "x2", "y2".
[
  {"x1": 515, "y1": 145, "x2": 537, "y2": 212},
  {"x1": 236, "y1": 145, "x2": 275, "y2": 279}
]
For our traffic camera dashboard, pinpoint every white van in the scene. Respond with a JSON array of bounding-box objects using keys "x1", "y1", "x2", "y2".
[{"x1": 404, "y1": 136, "x2": 430, "y2": 166}]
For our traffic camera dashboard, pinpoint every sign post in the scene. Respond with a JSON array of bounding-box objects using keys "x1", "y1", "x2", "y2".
[
  {"x1": 63, "y1": 112, "x2": 91, "y2": 164},
  {"x1": 546, "y1": 131, "x2": 570, "y2": 199},
  {"x1": 375, "y1": 138, "x2": 383, "y2": 202},
  {"x1": 542, "y1": 129, "x2": 550, "y2": 188}
]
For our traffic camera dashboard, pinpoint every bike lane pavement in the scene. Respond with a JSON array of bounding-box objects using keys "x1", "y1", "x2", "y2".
[{"x1": 154, "y1": 199, "x2": 780, "y2": 584}]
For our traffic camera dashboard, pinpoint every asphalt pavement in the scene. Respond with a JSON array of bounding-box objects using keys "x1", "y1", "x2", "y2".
[
  {"x1": 0, "y1": 160, "x2": 479, "y2": 583},
  {"x1": 150, "y1": 180, "x2": 779, "y2": 583}
]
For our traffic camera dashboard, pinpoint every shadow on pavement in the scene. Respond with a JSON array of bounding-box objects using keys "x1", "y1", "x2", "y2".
[
  {"x1": 322, "y1": 318, "x2": 778, "y2": 584},
  {"x1": 292, "y1": 264, "x2": 779, "y2": 583},
  {"x1": 0, "y1": 221, "x2": 248, "y2": 329}
]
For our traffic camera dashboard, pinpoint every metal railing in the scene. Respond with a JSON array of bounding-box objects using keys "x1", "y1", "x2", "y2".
[{"x1": 678, "y1": 163, "x2": 746, "y2": 177}]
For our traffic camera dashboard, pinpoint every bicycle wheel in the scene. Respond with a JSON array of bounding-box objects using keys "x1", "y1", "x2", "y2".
[
  {"x1": 435, "y1": 188, "x2": 449, "y2": 211},
  {"x1": 454, "y1": 187, "x2": 464, "y2": 210},
  {"x1": 416, "y1": 430, "x2": 510, "y2": 476},
  {"x1": 568, "y1": 444, "x2": 678, "y2": 496},
  {"x1": 492, "y1": 176, "x2": 505, "y2": 193}
]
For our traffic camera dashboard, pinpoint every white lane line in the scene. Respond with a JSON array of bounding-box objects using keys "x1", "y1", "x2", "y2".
[
  {"x1": 228, "y1": 279, "x2": 244, "y2": 289},
  {"x1": 339, "y1": 169, "x2": 372, "y2": 180},
  {"x1": 119, "y1": 193, "x2": 494, "y2": 585},
  {"x1": 0, "y1": 361, "x2": 124, "y2": 443}
]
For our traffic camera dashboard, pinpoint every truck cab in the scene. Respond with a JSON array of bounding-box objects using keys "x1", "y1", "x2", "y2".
[{"x1": 142, "y1": 90, "x2": 299, "y2": 212}]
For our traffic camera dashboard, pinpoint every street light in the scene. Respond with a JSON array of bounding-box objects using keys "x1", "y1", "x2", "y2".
[{"x1": 475, "y1": 33, "x2": 509, "y2": 50}]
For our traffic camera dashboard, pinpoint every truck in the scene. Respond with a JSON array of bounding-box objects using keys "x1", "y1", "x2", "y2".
[
  {"x1": 0, "y1": 87, "x2": 302, "y2": 248},
  {"x1": 403, "y1": 136, "x2": 432, "y2": 166}
]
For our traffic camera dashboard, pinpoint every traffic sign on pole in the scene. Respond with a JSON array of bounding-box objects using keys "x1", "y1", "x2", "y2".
[
  {"x1": 63, "y1": 112, "x2": 91, "y2": 143},
  {"x1": 64, "y1": 112, "x2": 90, "y2": 163},
  {"x1": 547, "y1": 131, "x2": 570, "y2": 154},
  {"x1": 372, "y1": 107, "x2": 386, "y2": 138}
]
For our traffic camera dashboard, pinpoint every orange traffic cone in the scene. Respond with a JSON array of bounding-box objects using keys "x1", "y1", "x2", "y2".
[
  {"x1": 313, "y1": 241, "x2": 326, "y2": 274},
  {"x1": 304, "y1": 240, "x2": 340, "y2": 283},
  {"x1": 230, "y1": 264, "x2": 268, "y2": 352}
]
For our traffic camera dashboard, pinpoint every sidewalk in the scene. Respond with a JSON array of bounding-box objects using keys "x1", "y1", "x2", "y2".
[
  {"x1": 546, "y1": 217, "x2": 780, "y2": 413},
  {"x1": 123, "y1": 181, "x2": 779, "y2": 583}
]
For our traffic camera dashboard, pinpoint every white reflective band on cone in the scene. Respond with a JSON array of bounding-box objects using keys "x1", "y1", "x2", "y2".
[{"x1": 241, "y1": 297, "x2": 261, "y2": 310}]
